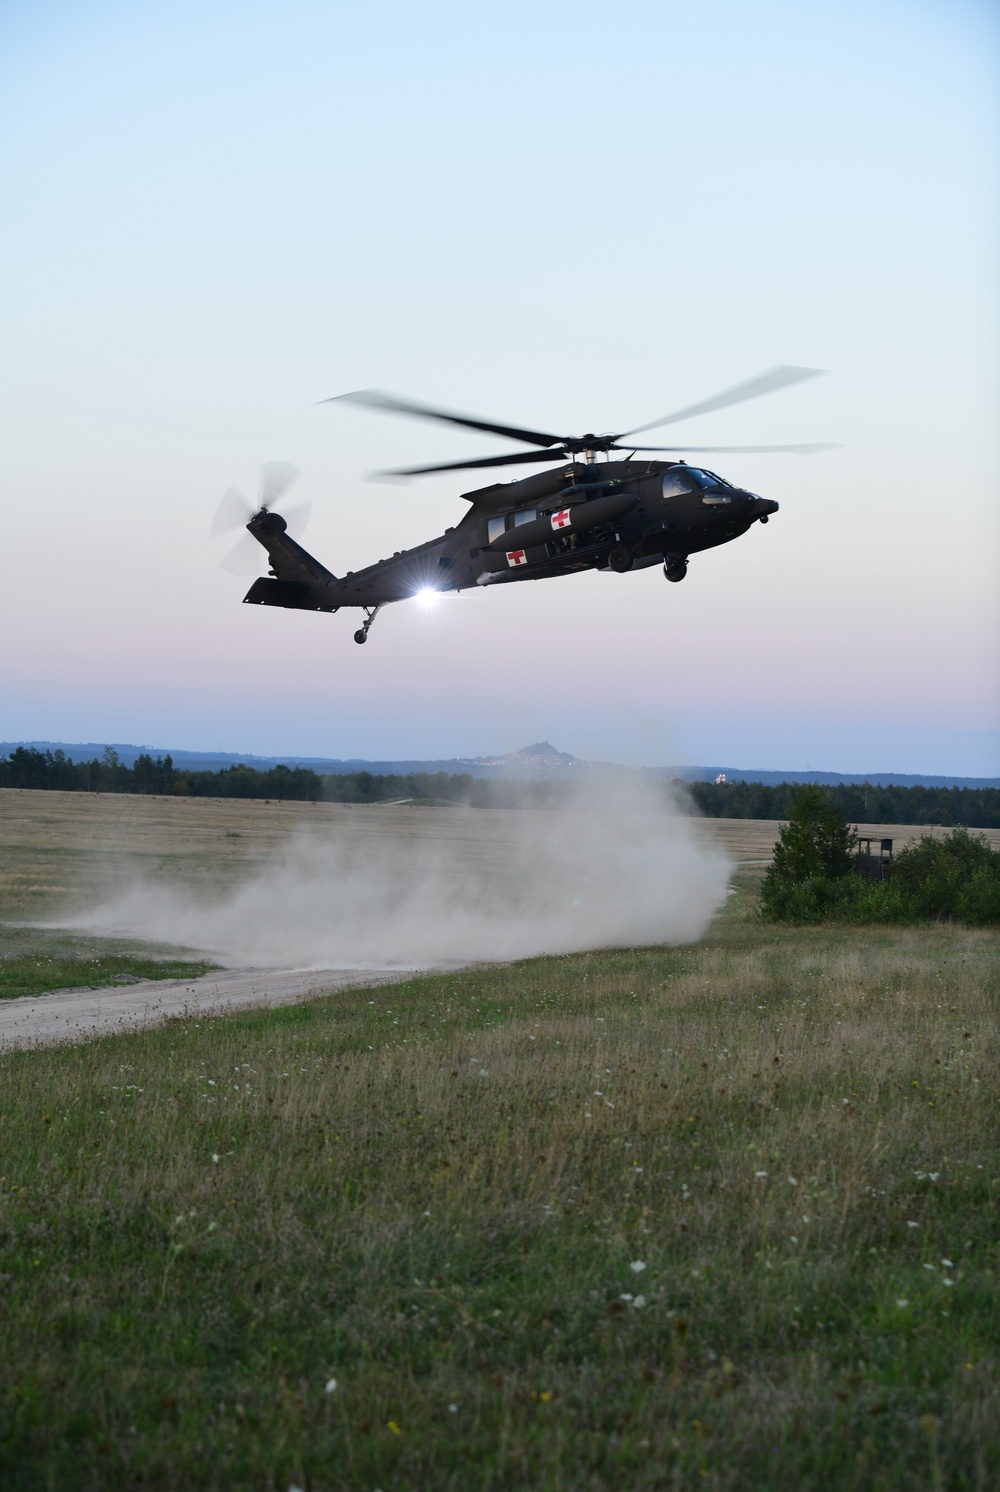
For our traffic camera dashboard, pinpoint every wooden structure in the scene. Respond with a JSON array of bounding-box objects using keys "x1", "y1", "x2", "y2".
[{"x1": 855, "y1": 836, "x2": 893, "y2": 881}]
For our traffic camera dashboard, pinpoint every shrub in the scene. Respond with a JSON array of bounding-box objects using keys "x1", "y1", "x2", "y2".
[
  {"x1": 762, "y1": 822, "x2": 1000, "y2": 927},
  {"x1": 761, "y1": 784, "x2": 856, "y2": 920},
  {"x1": 767, "y1": 782, "x2": 857, "y2": 883},
  {"x1": 891, "y1": 827, "x2": 1000, "y2": 926}
]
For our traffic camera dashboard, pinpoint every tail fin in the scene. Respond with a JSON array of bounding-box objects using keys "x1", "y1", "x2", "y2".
[
  {"x1": 247, "y1": 510, "x2": 338, "y2": 586},
  {"x1": 243, "y1": 511, "x2": 341, "y2": 611}
]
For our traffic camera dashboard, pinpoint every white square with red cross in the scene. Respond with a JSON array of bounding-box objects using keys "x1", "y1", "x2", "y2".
[
  {"x1": 550, "y1": 509, "x2": 572, "y2": 530},
  {"x1": 505, "y1": 549, "x2": 528, "y2": 567}
]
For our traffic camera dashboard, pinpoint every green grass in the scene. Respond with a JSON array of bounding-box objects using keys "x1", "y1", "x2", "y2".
[
  {"x1": 0, "y1": 901, "x2": 997, "y2": 1489},
  {"x1": 0, "y1": 926, "x2": 216, "y2": 999}
]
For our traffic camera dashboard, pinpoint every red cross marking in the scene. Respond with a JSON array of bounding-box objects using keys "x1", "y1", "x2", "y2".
[
  {"x1": 551, "y1": 508, "x2": 572, "y2": 530},
  {"x1": 506, "y1": 549, "x2": 527, "y2": 567}
]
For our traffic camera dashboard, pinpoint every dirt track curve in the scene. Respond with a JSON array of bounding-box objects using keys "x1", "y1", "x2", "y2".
[{"x1": 0, "y1": 965, "x2": 418, "y2": 1050}]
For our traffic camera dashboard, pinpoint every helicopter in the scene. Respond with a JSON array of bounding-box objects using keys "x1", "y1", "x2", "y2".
[{"x1": 213, "y1": 365, "x2": 834, "y2": 645}]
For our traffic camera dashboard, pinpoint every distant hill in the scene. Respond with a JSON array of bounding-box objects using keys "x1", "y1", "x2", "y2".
[{"x1": 2, "y1": 740, "x2": 997, "y2": 790}]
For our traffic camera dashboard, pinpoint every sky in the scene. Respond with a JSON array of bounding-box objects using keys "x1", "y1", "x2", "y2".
[{"x1": 1, "y1": 0, "x2": 998, "y2": 776}]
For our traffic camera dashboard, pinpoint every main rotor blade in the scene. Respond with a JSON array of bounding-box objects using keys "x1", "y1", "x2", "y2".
[
  {"x1": 211, "y1": 485, "x2": 253, "y2": 537},
  {"x1": 377, "y1": 448, "x2": 570, "y2": 478},
  {"x1": 620, "y1": 366, "x2": 825, "y2": 439},
  {"x1": 623, "y1": 442, "x2": 839, "y2": 455},
  {"x1": 259, "y1": 460, "x2": 300, "y2": 507},
  {"x1": 327, "y1": 389, "x2": 566, "y2": 449}
]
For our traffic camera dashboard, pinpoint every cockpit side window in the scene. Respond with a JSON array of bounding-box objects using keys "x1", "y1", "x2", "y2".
[{"x1": 662, "y1": 469, "x2": 692, "y2": 498}]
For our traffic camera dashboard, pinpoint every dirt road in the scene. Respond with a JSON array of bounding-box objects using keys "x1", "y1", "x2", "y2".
[{"x1": 0, "y1": 964, "x2": 417, "y2": 1049}]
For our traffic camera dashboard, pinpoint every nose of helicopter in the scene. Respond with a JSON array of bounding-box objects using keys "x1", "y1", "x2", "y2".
[{"x1": 747, "y1": 494, "x2": 779, "y2": 519}]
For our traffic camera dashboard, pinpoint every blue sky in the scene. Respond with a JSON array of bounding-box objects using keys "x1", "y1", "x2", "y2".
[{"x1": 1, "y1": 0, "x2": 998, "y2": 773}]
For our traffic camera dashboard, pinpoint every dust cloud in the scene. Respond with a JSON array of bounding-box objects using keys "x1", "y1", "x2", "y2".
[{"x1": 82, "y1": 777, "x2": 731, "y2": 969}]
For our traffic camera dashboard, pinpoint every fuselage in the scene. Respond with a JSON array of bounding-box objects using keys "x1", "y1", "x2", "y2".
[{"x1": 243, "y1": 459, "x2": 778, "y2": 614}]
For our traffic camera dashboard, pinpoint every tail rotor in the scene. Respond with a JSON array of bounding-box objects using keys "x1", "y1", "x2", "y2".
[{"x1": 210, "y1": 462, "x2": 309, "y2": 575}]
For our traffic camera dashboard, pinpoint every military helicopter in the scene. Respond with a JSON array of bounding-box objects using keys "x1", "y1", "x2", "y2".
[{"x1": 214, "y1": 365, "x2": 833, "y2": 645}]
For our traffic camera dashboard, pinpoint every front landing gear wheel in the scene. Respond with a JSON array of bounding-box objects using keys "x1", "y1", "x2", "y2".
[
  {"x1": 664, "y1": 556, "x2": 688, "y2": 583},
  {"x1": 353, "y1": 629, "x2": 368, "y2": 644},
  {"x1": 608, "y1": 545, "x2": 632, "y2": 574}
]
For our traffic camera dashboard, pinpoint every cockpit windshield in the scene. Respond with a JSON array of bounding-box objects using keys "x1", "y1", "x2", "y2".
[
  {"x1": 686, "y1": 468, "x2": 729, "y2": 489},
  {"x1": 662, "y1": 466, "x2": 729, "y2": 497}
]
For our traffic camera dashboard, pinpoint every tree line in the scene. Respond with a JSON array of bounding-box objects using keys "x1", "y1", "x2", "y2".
[
  {"x1": 0, "y1": 747, "x2": 323, "y2": 801},
  {"x1": 2, "y1": 747, "x2": 998, "y2": 825},
  {"x1": 319, "y1": 772, "x2": 584, "y2": 809},
  {"x1": 687, "y1": 777, "x2": 999, "y2": 828}
]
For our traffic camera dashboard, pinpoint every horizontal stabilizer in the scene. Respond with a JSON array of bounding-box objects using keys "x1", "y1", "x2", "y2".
[{"x1": 243, "y1": 577, "x2": 340, "y2": 613}]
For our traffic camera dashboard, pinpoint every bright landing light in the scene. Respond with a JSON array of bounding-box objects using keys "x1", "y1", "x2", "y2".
[{"x1": 415, "y1": 587, "x2": 441, "y2": 609}]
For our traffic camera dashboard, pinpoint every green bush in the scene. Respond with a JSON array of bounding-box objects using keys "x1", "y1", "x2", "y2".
[
  {"x1": 760, "y1": 873, "x2": 906, "y2": 924},
  {"x1": 762, "y1": 816, "x2": 1000, "y2": 927},
  {"x1": 889, "y1": 826, "x2": 999, "y2": 923},
  {"x1": 761, "y1": 784, "x2": 856, "y2": 922},
  {"x1": 958, "y1": 864, "x2": 1000, "y2": 925},
  {"x1": 767, "y1": 782, "x2": 857, "y2": 882}
]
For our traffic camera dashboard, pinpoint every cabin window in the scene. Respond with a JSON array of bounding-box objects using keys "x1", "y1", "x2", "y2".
[
  {"x1": 486, "y1": 516, "x2": 506, "y2": 544},
  {"x1": 512, "y1": 508, "x2": 537, "y2": 527}
]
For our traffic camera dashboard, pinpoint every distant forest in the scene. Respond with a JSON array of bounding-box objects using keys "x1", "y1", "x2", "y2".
[
  {"x1": 1, "y1": 746, "x2": 997, "y2": 826},
  {"x1": 0, "y1": 747, "x2": 323, "y2": 801},
  {"x1": 685, "y1": 778, "x2": 1000, "y2": 828}
]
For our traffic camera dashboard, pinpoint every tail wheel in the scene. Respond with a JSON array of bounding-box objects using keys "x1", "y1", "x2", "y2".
[{"x1": 353, "y1": 629, "x2": 368, "y2": 644}]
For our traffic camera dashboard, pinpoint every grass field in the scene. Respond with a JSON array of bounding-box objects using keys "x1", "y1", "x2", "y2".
[
  {"x1": 0, "y1": 924, "x2": 215, "y2": 1001},
  {"x1": 1, "y1": 867, "x2": 997, "y2": 1489}
]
